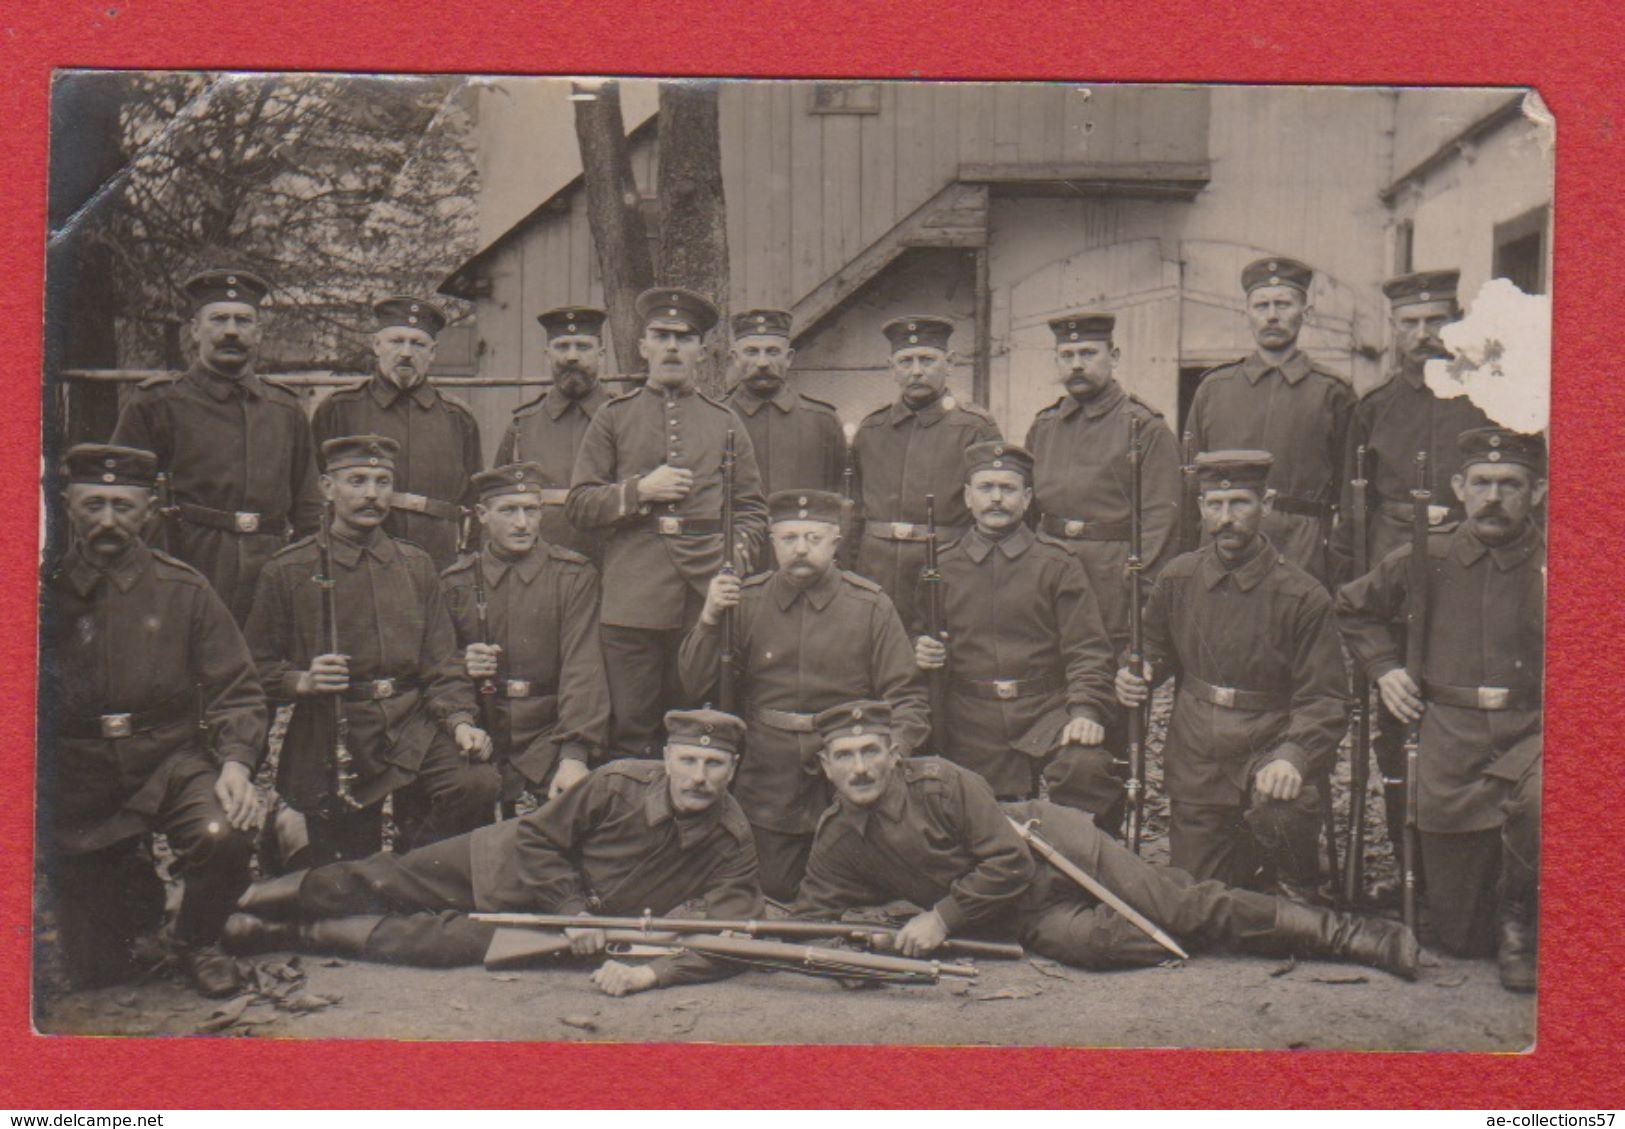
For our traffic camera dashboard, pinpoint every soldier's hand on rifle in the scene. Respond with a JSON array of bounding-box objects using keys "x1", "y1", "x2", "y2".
[
  {"x1": 1252, "y1": 757, "x2": 1304, "y2": 802},
  {"x1": 454, "y1": 723, "x2": 493, "y2": 763},
  {"x1": 565, "y1": 926, "x2": 609, "y2": 956},
  {"x1": 894, "y1": 908, "x2": 949, "y2": 957},
  {"x1": 464, "y1": 642, "x2": 501, "y2": 680},
  {"x1": 591, "y1": 960, "x2": 659, "y2": 997},
  {"x1": 298, "y1": 653, "x2": 350, "y2": 695},
  {"x1": 214, "y1": 761, "x2": 263, "y2": 833},
  {"x1": 636, "y1": 464, "x2": 694, "y2": 504},
  {"x1": 1061, "y1": 716, "x2": 1106, "y2": 747},
  {"x1": 700, "y1": 570, "x2": 742, "y2": 626},
  {"x1": 913, "y1": 634, "x2": 948, "y2": 671},
  {"x1": 1115, "y1": 662, "x2": 1151, "y2": 708},
  {"x1": 1377, "y1": 668, "x2": 1425, "y2": 723},
  {"x1": 549, "y1": 758, "x2": 590, "y2": 799}
]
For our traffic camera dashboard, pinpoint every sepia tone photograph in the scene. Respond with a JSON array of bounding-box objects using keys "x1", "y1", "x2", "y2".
[{"x1": 35, "y1": 74, "x2": 1551, "y2": 1049}]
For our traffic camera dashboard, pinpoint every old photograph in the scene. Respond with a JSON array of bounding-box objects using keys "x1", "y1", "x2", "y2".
[{"x1": 35, "y1": 74, "x2": 1552, "y2": 1049}]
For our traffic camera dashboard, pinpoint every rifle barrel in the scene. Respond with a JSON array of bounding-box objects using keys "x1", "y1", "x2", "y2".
[
  {"x1": 1342, "y1": 444, "x2": 1372, "y2": 905},
  {"x1": 1125, "y1": 414, "x2": 1148, "y2": 854},
  {"x1": 1401, "y1": 450, "x2": 1430, "y2": 930}
]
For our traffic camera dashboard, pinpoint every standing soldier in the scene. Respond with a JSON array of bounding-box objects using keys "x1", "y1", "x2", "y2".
[
  {"x1": 850, "y1": 316, "x2": 1001, "y2": 635},
  {"x1": 567, "y1": 287, "x2": 769, "y2": 758},
  {"x1": 724, "y1": 308, "x2": 845, "y2": 497},
  {"x1": 1331, "y1": 269, "x2": 1494, "y2": 883},
  {"x1": 1116, "y1": 452, "x2": 1349, "y2": 902},
  {"x1": 1185, "y1": 259, "x2": 1355, "y2": 584},
  {"x1": 911, "y1": 442, "x2": 1122, "y2": 825},
  {"x1": 111, "y1": 268, "x2": 322, "y2": 624},
  {"x1": 244, "y1": 435, "x2": 500, "y2": 866},
  {"x1": 313, "y1": 296, "x2": 481, "y2": 572},
  {"x1": 41, "y1": 445, "x2": 266, "y2": 998},
  {"x1": 1337, "y1": 428, "x2": 1544, "y2": 991},
  {"x1": 677, "y1": 489, "x2": 929, "y2": 900},
  {"x1": 441, "y1": 462, "x2": 612, "y2": 808},
  {"x1": 494, "y1": 305, "x2": 615, "y2": 562}
]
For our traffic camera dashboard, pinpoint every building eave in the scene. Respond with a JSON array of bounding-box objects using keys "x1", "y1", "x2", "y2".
[{"x1": 1379, "y1": 92, "x2": 1529, "y2": 206}]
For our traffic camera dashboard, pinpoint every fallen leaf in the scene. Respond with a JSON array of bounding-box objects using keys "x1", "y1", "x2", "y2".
[
  {"x1": 320, "y1": 959, "x2": 347, "y2": 968},
  {"x1": 1435, "y1": 975, "x2": 1468, "y2": 988},
  {"x1": 277, "y1": 992, "x2": 340, "y2": 1013},
  {"x1": 1310, "y1": 974, "x2": 1370, "y2": 985},
  {"x1": 488, "y1": 974, "x2": 519, "y2": 983},
  {"x1": 973, "y1": 987, "x2": 1040, "y2": 1002},
  {"x1": 1269, "y1": 957, "x2": 1297, "y2": 978},
  {"x1": 1257, "y1": 1001, "x2": 1272, "y2": 1013},
  {"x1": 559, "y1": 1014, "x2": 598, "y2": 1032},
  {"x1": 448, "y1": 999, "x2": 470, "y2": 1012},
  {"x1": 114, "y1": 991, "x2": 138, "y2": 1008},
  {"x1": 1288, "y1": 1040, "x2": 1311, "y2": 1050},
  {"x1": 1026, "y1": 959, "x2": 1080, "y2": 982},
  {"x1": 668, "y1": 998, "x2": 702, "y2": 1011},
  {"x1": 195, "y1": 996, "x2": 254, "y2": 1033}
]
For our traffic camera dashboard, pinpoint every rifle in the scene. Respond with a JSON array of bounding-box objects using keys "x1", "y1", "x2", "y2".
[
  {"x1": 151, "y1": 470, "x2": 181, "y2": 549},
  {"x1": 1176, "y1": 428, "x2": 1199, "y2": 553},
  {"x1": 1401, "y1": 451, "x2": 1430, "y2": 931},
  {"x1": 469, "y1": 911, "x2": 1023, "y2": 960},
  {"x1": 468, "y1": 544, "x2": 504, "y2": 777},
  {"x1": 921, "y1": 494, "x2": 949, "y2": 750},
  {"x1": 315, "y1": 499, "x2": 363, "y2": 812},
  {"x1": 1124, "y1": 415, "x2": 1148, "y2": 854},
  {"x1": 718, "y1": 428, "x2": 739, "y2": 713},
  {"x1": 1342, "y1": 444, "x2": 1373, "y2": 905}
]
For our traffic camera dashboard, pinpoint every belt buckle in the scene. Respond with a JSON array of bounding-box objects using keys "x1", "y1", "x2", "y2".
[
  {"x1": 891, "y1": 522, "x2": 915, "y2": 539},
  {"x1": 234, "y1": 512, "x2": 260, "y2": 534},
  {"x1": 100, "y1": 713, "x2": 133, "y2": 739},
  {"x1": 1063, "y1": 519, "x2": 1085, "y2": 538},
  {"x1": 505, "y1": 679, "x2": 532, "y2": 699},
  {"x1": 1477, "y1": 686, "x2": 1509, "y2": 710},
  {"x1": 658, "y1": 516, "x2": 682, "y2": 535},
  {"x1": 1212, "y1": 686, "x2": 1237, "y2": 708},
  {"x1": 993, "y1": 679, "x2": 1018, "y2": 701},
  {"x1": 372, "y1": 679, "x2": 395, "y2": 700}
]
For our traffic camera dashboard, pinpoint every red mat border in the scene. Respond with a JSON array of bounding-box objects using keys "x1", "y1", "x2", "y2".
[{"x1": 2, "y1": 0, "x2": 1621, "y2": 1109}]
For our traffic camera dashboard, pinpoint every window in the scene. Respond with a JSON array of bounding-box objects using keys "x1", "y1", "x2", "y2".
[
  {"x1": 1493, "y1": 205, "x2": 1549, "y2": 294},
  {"x1": 809, "y1": 83, "x2": 882, "y2": 115},
  {"x1": 1394, "y1": 219, "x2": 1414, "y2": 275}
]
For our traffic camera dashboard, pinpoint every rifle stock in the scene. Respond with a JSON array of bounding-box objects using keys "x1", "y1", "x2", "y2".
[
  {"x1": 1124, "y1": 414, "x2": 1148, "y2": 854},
  {"x1": 718, "y1": 429, "x2": 739, "y2": 713},
  {"x1": 1342, "y1": 444, "x2": 1372, "y2": 905},
  {"x1": 921, "y1": 494, "x2": 948, "y2": 751},
  {"x1": 316, "y1": 499, "x2": 363, "y2": 812},
  {"x1": 1401, "y1": 451, "x2": 1430, "y2": 931}
]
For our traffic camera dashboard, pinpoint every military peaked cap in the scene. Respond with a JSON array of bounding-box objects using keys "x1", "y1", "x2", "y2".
[
  {"x1": 964, "y1": 440, "x2": 1035, "y2": 483},
  {"x1": 1194, "y1": 449, "x2": 1274, "y2": 493},
  {"x1": 1241, "y1": 257, "x2": 1314, "y2": 294},
  {"x1": 732, "y1": 308, "x2": 793, "y2": 339},
  {"x1": 472, "y1": 461, "x2": 559, "y2": 501},
  {"x1": 1048, "y1": 312, "x2": 1116, "y2": 343},
  {"x1": 768, "y1": 489, "x2": 844, "y2": 526},
  {"x1": 882, "y1": 315, "x2": 954, "y2": 354},
  {"x1": 635, "y1": 287, "x2": 720, "y2": 335},
  {"x1": 1383, "y1": 269, "x2": 1461, "y2": 309},
  {"x1": 374, "y1": 296, "x2": 448, "y2": 338},
  {"x1": 536, "y1": 305, "x2": 608, "y2": 341},
  {"x1": 184, "y1": 268, "x2": 271, "y2": 313},
  {"x1": 323, "y1": 434, "x2": 400, "y2": 471},
  {"x1": 664, "y1": 708, "x2": 747, "y2": 756},
  {"x1": 61, "y1": 444, "x2": 158, "y2": 488},
  {"x1": 1458, "y1": 427, "x2": 1546, "y2": 474},
  {"x1": 815, "y1": 700, "x2": 894, "y2": 745}
]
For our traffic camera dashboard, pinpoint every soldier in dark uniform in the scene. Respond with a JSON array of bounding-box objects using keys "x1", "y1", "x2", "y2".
[
  {"x1": 912, "y1": 442, "x2": 1122, "y2": 826},
  {"x1": 678, "y1": 489, "x2": 929, "y2": 899},
  {"x1": 1116, "y1": 452, "x2": 1349, "y2": 901},
  {"x1": 850, "y1": 315, "x2": 1002, "y2": 635},
  {"x1": 441, "y1": 461, "x2": 611, "y2": 809},
  {"x1": 223, "y1": 710, "x2": 763, "y2": 998},
  {"x1": 792, "y1": 700, "x2": 1416, "y2": 979},
  {"x1": 1185, "y1": 259, "x2": 1355, "y2": 585},
  {"x1": 244, "y1": 435, "x2": 500, "y2": 867},
  {"x1": 566, "y1": 287, "x2": 769, "y2": 758},
  {"x1": 723, "y1": 308, "x2": 845, "y2": 497},
  {"x1": 493, "y1": 305, "x2": 614, "y2": 562},
  {"x1": 1331, "y1": 269, "x2": 1496, "y2": 876},
  {"x1": 1337, "y1": 427, "x2": 1544, "y2": 991},
  {"x1": 111, "y1": 268, "x2": 322, "y2": 624},
  {"x1": 41, "y1": 445, "x2": 266, "y2": 997},
  {"x1": 312, "y1": 297, "x2": 482, "y2": 572}
]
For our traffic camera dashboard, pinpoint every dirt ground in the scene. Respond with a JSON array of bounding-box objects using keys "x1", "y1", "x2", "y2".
[{"x1": 32, "y1": 696, "x2": 1538, "y2": 1050}]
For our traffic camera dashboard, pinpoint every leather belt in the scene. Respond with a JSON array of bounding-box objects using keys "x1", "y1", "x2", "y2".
[
  {"x1": 391, "y1": 491, "x2": 465, "y2": 522},
  {"x1": 751, "y1": 707, "x2": 819, "y2": 733},
  {"x1": 344, "y1": 677, "x2": 419, "y2": 702},
  {"x1": 534, "y1": 489, "x2": 570, "y2": 506},
  {"x1": 640, "y1": 514, "x2": 723, "y2": 536},
  {"x1": 864, "y1": 521, "x2": 967, "y2": 544},
  {"x1": 1422, "y1": 680, "x2": 1541, "y2": 711},
  {"x1": 1039, "y1": 515, "x2": 1130, "y2": 542},
  {"x1": 1378, "y1": 499, "x2": 1459, "y2": 527},
  {"x1": 1181, "y1": 673, "x2": 1290, "y2": 712},
  {"x1": 1269, "y1": 493, "x2": 1333, "y2": 520},
  {"x1": 176, "y1": 501, "x2": 271, "y2": 535},
  {"x1": 951, "y1": 672, "x2": 1065, "y2": 702},
  {"x1": 59, "y1": 692, "x2": 195, "y2": 739}
]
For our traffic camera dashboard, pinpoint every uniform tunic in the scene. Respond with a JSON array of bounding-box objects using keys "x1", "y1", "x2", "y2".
[
  {"x1": 439, "y1": 544, "x2": 612, "y2": 789},
  {"x1": 1332, "y1": 368, "x2": 1495, "y2": 570},
  {"x1": 567, "y1": 384, "x2": 769, "y2": 631},
  {"x1": 43, "y1": 542, "x2": 267, "y2": 854},
  {"x1": 676, "y1": 566, "x2": 929, "y2": 835},
  {"x1": 111, "y1": 364, "x2": 323, "y2": 624},
  {"x1": 1186, "y1": 351, "x2": 1355, "y2": 582},
  {"x1": 1336, "y1": 522, "x2": 1544, "y2": 834},
  {"x1": 493, "y1": 383, "x2": 612, "y2": 561},
  {"x1": 850, "y1": 395, "x2": 1002, "y2": 634},
  {"x1": 1025, "y1": 381, "x2": 1181, "y2": 656},
  {"x1": 312, "y1": 375, "x2": 483, "y2": 571},
  {"x1": 244, "y1": 527, "x2": 475, "y2": 811},
  {"x1": 934, "y1": 525, "x2": 1117, "y2": 798},
  {"x1": 724, "y1": 384, "x2": 846, "y2": 496}
]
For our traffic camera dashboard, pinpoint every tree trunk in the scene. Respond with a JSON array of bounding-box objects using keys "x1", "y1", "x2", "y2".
[
  {"x1": 573, "y1": 81, "x2": 655, "y2": 375},
  {"x1": 656, "y1": 81, "x2": 731, "y2": 395}
]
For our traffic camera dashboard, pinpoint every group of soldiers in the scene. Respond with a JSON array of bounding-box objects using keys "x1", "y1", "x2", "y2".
[{"x1": 39, "y1": 253, "x2": 1543, "y2": 1009}]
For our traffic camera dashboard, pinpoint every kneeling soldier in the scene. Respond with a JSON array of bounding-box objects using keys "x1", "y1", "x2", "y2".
[
  {"x1": 223, "y1": 710, "x2": 763, "y2": 997},
  {"x1": 793, "y1": 701, "x2": 1415, "y2": 978}
]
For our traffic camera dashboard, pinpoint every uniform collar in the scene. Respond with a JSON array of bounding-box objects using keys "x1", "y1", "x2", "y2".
[
  {"x1": 62, "y1": 540, "x2": 150, "y2": 597},
  {"x1": 327, "y1": 524, "x2": 397, "y2": 567},
  {"x1": 1453, "y1": 521, "x2": 1543, "y2": 572},
  {"x1": 1397, "y1": 364, "x2": 1427, "y2": 391},
  {"x1": 1242, "y1": 349, "x2": 1311, "y2": 386},
  {"x1": 191, "y1": 363, "x2": 263, "y2": 401},
  {"x1": 771, "y1": 563, "x2": 841, "y2": 611},
  {"x1": 370, "y1": 372, "x2": 438, "y2": 410},
  {"x1": 961, "y1": 523, "x2": 1034, "y2": 563},
  {"x1": 888, "y1": 395, "x2": 947, "y2": 428},
  {"x1": 643, "y1": 771, "x2": 727, "y2": 847},
  {"x1": 645, "y1": 381, "x2": 698, "y2": 402},
  {"x1": 544, "y1": 382, "x2": 609, "y2": 421},
  {"x1": 1081, "y1": 379, "x2": 1126, "y2": 419},
  {"x1": 870, "y1": 769, "x2": 910, "y2": 823},
  {"x1": 1197, "y1": 535, "x2": 1279, "y2": 591},
  {"x1": 482, "y1": 546, "x2": 545, "y2": 586},
  {"x1": 732, "y1": 383, "x2": 796, "y2": 415}
]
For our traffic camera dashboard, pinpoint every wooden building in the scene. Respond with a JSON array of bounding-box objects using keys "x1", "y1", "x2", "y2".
[{"x1": 440, "y1": 81, "x2": 1548, "y2": 452}]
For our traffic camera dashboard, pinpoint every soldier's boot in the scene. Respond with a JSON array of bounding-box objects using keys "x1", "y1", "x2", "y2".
[
  {"x1": 1251, "y1": 798, "x2": 1325, "y2": 907},
  {"x1": 222, "y1": 913, "x2": 382, "y2": 959},
  {"x1": 1496, "y1": 900, "x2": 1537, "y2": 993},
  {"x1": 1263, "y1": 900, "x2": 1420, "y2": 981},
  {"x1": 235, "y1": 869, "x2": 310, "y2": 920},
  {"x1": 183, "y1": 943, "x2": 244, "y2": 999}
]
